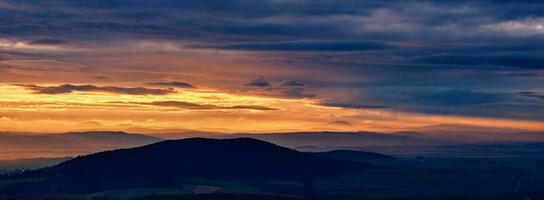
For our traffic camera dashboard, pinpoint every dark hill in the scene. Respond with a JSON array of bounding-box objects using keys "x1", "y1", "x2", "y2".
[{"x1": 1, "y1": 138, "x2": 369, "y2": 195}]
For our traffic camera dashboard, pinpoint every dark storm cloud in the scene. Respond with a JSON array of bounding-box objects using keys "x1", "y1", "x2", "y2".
[
  {"x1": 203, "y1": 40, "x2": 392, "y2": 52},
  {"x1": 0, "y1": 0, "x2": 540, "y2": 42},
  {"x1": 17, "y1": 84, "x2": 175, "y2": 95},
  {"x1": 136, "y1": 101, "x2": 277, "y2": 111},
  {"x1": 1, "y1": 0, "x2": 543, "y2": 47},
  {"x1": 0, "y1": 0, "x2": 362, "y2": 41},
  {"x1": 147, "y1": 81, "x2": 194, "y2": 88}
]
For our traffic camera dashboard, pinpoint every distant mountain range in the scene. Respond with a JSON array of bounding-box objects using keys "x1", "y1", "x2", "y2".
[
  {"x1": 2, "y1": 125, "x2": 544, "y2": 160},
  {"x1": 0, "y1": 131, "x2": 162, "y2": 160},
  {"x1": 409, "y1": 124, "x2": 544, "y2": 143},
  {"x1": 226, "y1": 132, "x2": 448, "y2": 152},
  {"x1": 311, "y1": 150, "x2": 393, "y2": 162}
]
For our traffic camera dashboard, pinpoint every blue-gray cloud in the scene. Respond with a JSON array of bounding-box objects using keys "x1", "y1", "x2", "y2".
[
  {"x1": 412, "y1": 54, "x2": 544, "y2": 69},
  {"x1": 201, "y1": 40, "x2": 392, "y2": 52},
  {"x1": 518, "y1": 91, "x2": 544, "y2": 100},
  {"x1": 281, "y1": 80, "x2": 305, "y2": 87},
  {"x1": 17, "y1": 84, "x2": 175, "y2": 95},
  {"x1": 320, "y1": 102, "x2": 389, "y2": 109},
  {"x1": 320, "y1": 88, "x2": 544, "y2": 120},
  {"x1": 28, "y1": 38, "x2": 66, "y2": 45},
  {"x1": 1, "y1": 0, "x2": 542, "y2": 43},
  {"x1": 134, "y1": 101, "x2": 277, "y2": 111},
  {"x1": 420, "y1": 90, "x2": 508, "y2": 106}
]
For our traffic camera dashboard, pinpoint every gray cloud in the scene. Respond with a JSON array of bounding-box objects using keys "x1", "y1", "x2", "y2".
[
  {"x1": 420, "y1": 90, "x2": 508, "y2": 106},
  {"x1": 137, "y1": 101, "x2": 278, "y2": 111},
  {"x1": 518, "y1": 91, "x2": 544, "y2": 100},
  {"x1": 17, "y1": 84, "x2": 175, "y2": 95},
  {"x1": 200, "y1": 40, "x2": 392, "y2": 52},
  {"x1": 262, "y1": 79, "x2": 315, "y2": 98},
  {"x1": 281, "y1": 80, "x2": 305, "y2": 87},
  {"x1": 147, "y1": 81, "x2": 194, "y2": 88},
  {"x1": 245, "y1": 78, "x2": 271, "y2": 87},
  {"x1": 412, "y1": 54, "x2": 544, "y2": 69},
  {"x1": 28, "y1": 38, "x2": 66, "y2": 45},
  {"x1": 328, "y1": 120, "x2": 353, "y2": 126},
  {"x1": 320, "y1": 102, "x2": 389, "y2": 109},
  {"x1": 320, "y1": 88, "x2": 544, "y2": 120}
]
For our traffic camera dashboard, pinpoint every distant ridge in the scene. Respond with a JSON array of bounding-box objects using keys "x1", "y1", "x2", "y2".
[
  {"x1": 0, "y1": 131, "x2": 163, "y2": 160},
  {"x1": 225, "y1": 131, "x2": 448, "y2": 151},
  {"x1": 312, "y1": 150, "x2": 393, "y2": 162}
]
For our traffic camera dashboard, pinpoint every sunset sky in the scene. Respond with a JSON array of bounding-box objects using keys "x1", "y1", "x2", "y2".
[{"x1": 0, "y1": 0, "x2": 543, "y2": 133}]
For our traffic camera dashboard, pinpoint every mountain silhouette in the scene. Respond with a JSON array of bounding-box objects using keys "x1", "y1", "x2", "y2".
[{"x1": 1, "y1": 138, "x2": 369, "y2": 196}]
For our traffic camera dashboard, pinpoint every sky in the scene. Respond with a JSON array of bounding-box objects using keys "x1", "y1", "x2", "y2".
[{"x1": 0, "y1": 0, "x2": 543, "y2": 133}]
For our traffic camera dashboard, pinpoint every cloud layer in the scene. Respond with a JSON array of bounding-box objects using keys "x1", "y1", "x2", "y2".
[
  {"x1": 137, "y1": 101, "x2": 277, "y2": 111},
  {"x1": 0, "y1": 0, "x2": 543, "y2": 127},
  {"x1": 202, "y1": 40, "x2": 392, "y2": 52},
  {"x1": 18, "y1": 84, "x2": 175, "y2": 95},
  {"x1": 147, "y1": 81, "x2": 194, "y2": 88}
]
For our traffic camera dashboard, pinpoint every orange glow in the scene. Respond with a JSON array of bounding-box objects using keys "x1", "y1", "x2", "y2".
[{"x1": 0, "y1": 84, "x2": 542, "y2": 134}]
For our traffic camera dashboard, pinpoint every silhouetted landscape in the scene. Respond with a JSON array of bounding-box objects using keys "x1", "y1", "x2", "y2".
[{"x1": 1, "y1": 135, "x2": 543, "y2": 199}]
